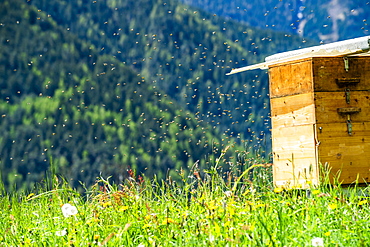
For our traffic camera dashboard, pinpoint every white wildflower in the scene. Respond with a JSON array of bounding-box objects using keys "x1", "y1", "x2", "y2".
[
  {"x1": 224, "y1": 191, "x2": 232, "y2": 197},
  {"x1": 61, "y1": 203, "x2": 78, "y2": 218},
  {"x1": 311, "y1": 237, "x2": 324, "y2": 246},
  {"x1": 55, "y1": 229, "x2": 67, "y2": 236}
]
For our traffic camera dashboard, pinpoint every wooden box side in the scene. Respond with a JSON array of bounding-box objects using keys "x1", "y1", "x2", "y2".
[
  {"x1": 315, "y1": 91, "x2": 370, "y2": 123},
  {"x1": 271, "y1": 93, "x2": 315, "y2": 128},
  {"x1": 268, "y1": 58, "x2": 314, "y2": 98},
  {"x1": 316, "y1": 122, "x2": 370, "y2": 184},
  {"x1": 272, "y1": 124, "x2": 319, "y2": 188},
  {"x1": 312, "y1": 56, "x2": 370, "y2": 92}
]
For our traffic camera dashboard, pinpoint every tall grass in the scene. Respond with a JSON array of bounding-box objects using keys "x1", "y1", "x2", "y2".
[{"x1": 1, "y1": 150, "x2": 370, "y2": 246}]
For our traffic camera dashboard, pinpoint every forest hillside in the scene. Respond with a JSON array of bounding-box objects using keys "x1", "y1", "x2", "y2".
[{"x1": 1, "y1": 0, "x2": 315, "y2": 190}]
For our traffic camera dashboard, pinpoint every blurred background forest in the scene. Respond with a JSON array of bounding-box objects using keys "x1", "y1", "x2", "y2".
[{"x1": 0, "y1": 0, "x2": 369, "y2": 191}]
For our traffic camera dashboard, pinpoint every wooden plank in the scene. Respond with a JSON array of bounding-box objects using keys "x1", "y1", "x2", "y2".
[
  {"x1": 269, "y1": 58, "x2": 313, "y2": 98},
  {"x1": 272, "y1": 124, "x2": 319, "y2": 187},
  {"x1": 312, "y1": 57, "x2": 370, "y2": 92},
  {"x1": 315, "y1": 91, "x2": 370, "y2": 123},
  {"x1": 271, "y1": 93, "x2": 315, "y2": 128},
  {"x1": 317, "y1": 122, "x2": 370, "y2": 184}
]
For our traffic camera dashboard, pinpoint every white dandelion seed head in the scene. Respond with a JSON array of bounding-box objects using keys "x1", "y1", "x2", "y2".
[
  {"x1": 55, "y1": 229, "x2": 67, "y2": 236},
  {"x1": 61, "y1": 203, "x2": 78, "y2": 217},
  {"x1": 311, "y1": 237, "x2": 324, "y2": 246}
]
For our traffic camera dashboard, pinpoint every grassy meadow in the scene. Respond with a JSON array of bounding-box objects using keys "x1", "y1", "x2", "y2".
[{"x1": 1, "y1": 158, "x2": 370, "y2": 247}]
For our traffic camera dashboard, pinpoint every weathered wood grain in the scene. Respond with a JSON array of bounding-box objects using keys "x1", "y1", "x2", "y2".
[
  {"x1": 313, "y1": 57, "x2": 370, "y2": 92},
  {"x1": 317, "y1": 122, "x2": 370, "y2": 184},
  {"x1": 272, "y1": 124, "x2": 319, "y2": 187},
  {"x1": 269, "y1": 58, "x2": 313, "y2": 98},
  {"x1": 314, "y1": 91, "x2": 370, "y2": 123},
  {"x1": 271, "y1": 93, "x2": 315, "y2": 128}
]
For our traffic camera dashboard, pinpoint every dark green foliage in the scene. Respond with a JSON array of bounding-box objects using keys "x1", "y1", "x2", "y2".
[
  {"x1": 0, "y1": 0, "x2": 228, "y2": 190},
  {"x1": 27, "y1": 0, "x2": 315, "y2": 144}
]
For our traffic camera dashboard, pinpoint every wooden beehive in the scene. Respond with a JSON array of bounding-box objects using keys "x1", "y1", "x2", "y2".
[
  {"x1": 227, "y1": 36, "x2": 370, "y2": 187},
  {"x1": 269, "y1": 56, "x2": 370, "y2": 187}
]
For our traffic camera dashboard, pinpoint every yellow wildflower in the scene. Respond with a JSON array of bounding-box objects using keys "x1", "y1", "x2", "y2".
[
  {"x1": 358, "y1": 200, "x2": 368, "y2": 206},
  {"x1": 273, "y1": 187, "x2": 284, "y2": 193},
  {"x1": 224, "y1": 221, "x2": 231, "y2": 228},
  {"x1": 328, "y1": 203, "x2": 337, "y2": 210},
  {"x1": 119, "y1": 205, "x2": 129, "y2": 212},
  {"x1": 207, "y1": 201, "x2": 218, "y2": 211},
  {"x1": 324, "y1": 231, "x2": 331, "y2": 236},
  {"x1": 291, "y1": 184, "x2": 303, "y2": 189},
  {"x1": 143, "y1": 223, "x2": 152, "y2": 229},
  {"x1": 312, "y1": 190, "x2": 320, "y2": 195},
  {"x1": 182, "y1": 212, "x2": 189, "y2": 219},
  {"x1": 102, "y1": 201, "x2": 112, "y2": 207},
  {"x1": 162, "y1": 218, "x2": 175, "y2": 224},
  {"x1": 213, "y1": 222, "x2": 221, "y2": 236},
  {"x1": 227, "y1": 206, "x2": 235, "y2": 217}
]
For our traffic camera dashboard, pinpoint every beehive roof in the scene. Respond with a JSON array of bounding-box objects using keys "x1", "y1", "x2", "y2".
[{"x1": 227, "y1": 36, "x2": 370, "y2": 75}]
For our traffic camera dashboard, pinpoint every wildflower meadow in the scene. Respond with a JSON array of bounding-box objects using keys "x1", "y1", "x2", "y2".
[{"x1": 1, "y1": 158, "x2": 370, "y2": 246}]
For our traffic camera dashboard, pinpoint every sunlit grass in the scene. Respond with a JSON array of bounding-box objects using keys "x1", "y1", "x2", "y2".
[{"x1": 1, "y1": 160, "x2": 370, "y2": 246}]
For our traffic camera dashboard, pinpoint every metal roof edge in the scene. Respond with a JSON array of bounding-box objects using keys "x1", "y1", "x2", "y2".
[
  {"x1": 266, "y1": 35, "x2": 370, "y2": 63},
  {"x1": 226, "y1": 36, "x2": 370, "y2": 75}
]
